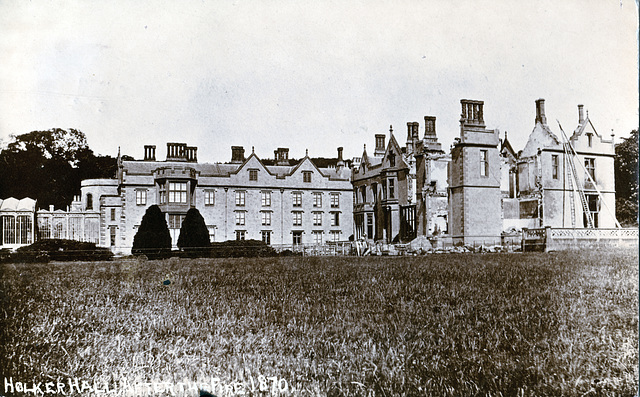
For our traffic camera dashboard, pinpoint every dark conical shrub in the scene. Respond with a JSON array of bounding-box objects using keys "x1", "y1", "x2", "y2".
[
  {"x1": 177, "y1": 208, "x2": 210, "y2": 257},
  {"x1": 132, "y1": 205, "x2": 172, "y2": 258}
]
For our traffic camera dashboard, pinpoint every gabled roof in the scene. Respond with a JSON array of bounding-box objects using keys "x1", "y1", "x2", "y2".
[
  {"x1": 383, "y1": 132, "x2": 409, "y2": 170},
  {"x1": 571, "y1": 116, "x2": 600, "y2": 140},
  {"x1": 520, "y1": 121, "x2": 562, "y2": 158},
  {"x1": 500, "y1": 134, "x2": 517, "y2": 160}
]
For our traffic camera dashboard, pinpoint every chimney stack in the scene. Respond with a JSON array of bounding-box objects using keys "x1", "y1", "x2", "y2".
[
  {"x1": 144, "y1": 145, "x2": 156, "y2": 161},
  {"x1": 460, "y1": 99, "x2": 484, "y2": 125},
  {"x1": 374, "y1": 134, "x2": 386, "y2": 157},
  {"x1": 424, "y1": 116, "x2": 436, "y2": 137},
  {"x1": 578, "y1": 104, "x2": 584, "y2": 124},
  {"x1": 274, "y1": 147, "x2": 290, "y2": 165},
  {"x1": 535, "y1": 98, "x2": 547, "y2": 125},
  {"x1": 231, "y1": 146, "x2": 245, "y2": 163}
]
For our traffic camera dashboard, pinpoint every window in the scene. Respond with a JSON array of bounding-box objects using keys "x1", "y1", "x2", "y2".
[
  {"x1": 382, "y1": 181, "x2": 387, "y2": 200},
  {"x1": 313, "y1": 192, "x2": 322, "y2": 207},
  {"x1": 136, "y1": 190, "x2": 147, "y2": 205},
  {"x1": 205, "y1": 190, "x2": 215, "y2": 206},
  {"x1": 168, "y1": 214, "x2": 185, "y2": 229},
  {"x1": 293, "y1": 211, "x2": 303, "y2": 226},
  {"x1": 235, "y1": 211, "x2": 245, "y2": 226},
  {"x1": 330, "y1": 193, "x2": 340, "y2": 208},
  {"x1": 236, "y1": 231, "x2": 245, "y2": 241},
  {"x1": 159, "y1": 183, "x2": 167, "y2": 204},
  {"x1": 249, "y1": 169, "x2": 258, "y2": 181},
  {"x1": 329, "y1": 230, "x2": 340, "y2": 241},
  {"x1": 292, "y1": 231, "x2": 302, "y2": 245},
  {"x1": 331, "y1": 212, "x2": 340, "y2": 227},
  {"x1": 552, "y1": 155, "x2": 559, "y2": 179},
  {"x1": 303, "y1": 171, "x2": 312, "y2": 183},
  {"x1": 16, "y1": 215, "x2": 32, "y2": 245},
  {"x1": 235, "y1": 191, "x2": 246, "y2": 206},
  {"x1": 313, "y1": 212, "x2": 322, "y2": 226},
  {"x1": 292, "y1": 192, "x2": 302, "y2": 207},
  {"x1": 480, "y1": 150, "x2": 489, "y2": 177},
  {"x1": 372, "y1": 183, "x2": 378, "y2": 203},
  {"x1": 367, "y1": 213, "x2": 374, "y2": 239},
  {"x1": 353, "y1": 188, "x2": 358, "y2": 205},
  {"x1": 168, "y1": 182, "x2": 188, "y2": 204},
  {"x1": 261, "y1": 211, "x2": 271, "y2": 226},
  {"x1": 360, "y1": 186, "x2": 367, "y2": 203},
  {"x1": 110, "y1": 208, "x2": 116, "y2": 221},
  {"x1": 86, "y1": 193, "x2": 93, "y2": 210},
  {"x1": 389, "y1": 151, "x2": 395, "y2": 167},
  {"x1": 110, "y1": 226, "x2": 116, "y2": 247},
  {"x1": 2, "y1": 216, "x2": 15, "y2": 244},
  {"x1": 585, "y1": 158, "x2": 595, "y2": 181},
  {"x1": 584, "y1": 194, "x2": 600, "y2": 228},
  {"x1": 312, "y1": 231, "x2": 323, "y2": 245},
  {"x1": 587, "y1": 133, "x2": 593, "y2": 147},
  {"x1": 261, "y1": 191, "x2": 271, "y2": 207},
  {"x1": 261, "y1": 231, "x2": 271, "y2": 245},
  {"x1": 388, "y1": 179, "x2": 395, "y2": 199},
  {"x1": 207, "y1": 226, "x2": 216, "y2": 242}
]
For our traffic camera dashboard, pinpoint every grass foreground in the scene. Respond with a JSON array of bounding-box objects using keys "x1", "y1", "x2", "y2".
[{"x1": 0, "y1": 250, "x2": 637, "y2": 396}]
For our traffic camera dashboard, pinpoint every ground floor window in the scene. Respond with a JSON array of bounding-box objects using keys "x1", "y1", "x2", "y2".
[
  {"x1": 109, "y1": 226, "x2": 117, "y2": 247},
  {"x1": 261, "y1": 231, "x2": 271, "y2": 244},
  {"x1": 329, "y1": 231, "x2": 340, "y2": 241},
  {"x1": 236, "y1": 230, "x2": 246, "y2": 241},
  {"x1": 292, "y1": 231, "x2": 302, "y2": 245},
  {"x1": 312, "y1": 231, "x2": 323, "y2": 245},
  {"x1": 207, "y1": 226, "x2": 216, "y2": 242}
]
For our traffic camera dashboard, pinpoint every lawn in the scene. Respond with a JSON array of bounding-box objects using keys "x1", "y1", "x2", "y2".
[{"x1": 0, "y1": 250, "x2": 637, "y2": 396}]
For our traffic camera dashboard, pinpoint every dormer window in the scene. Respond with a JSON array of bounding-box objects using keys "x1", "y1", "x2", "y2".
[
  {"x1": 249, "y1": 169, "x2": 258, "y2": 181},
  {"x1": 587, "y1": 133, "x2": 593, "y2": 147},
  {"x1": 388, "y1": 150, "x2": 396, "y2": 167}
]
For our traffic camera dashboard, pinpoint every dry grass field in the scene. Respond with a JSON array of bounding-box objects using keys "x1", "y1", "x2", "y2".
[{"x1": 0, "y1": 250, "x2": 637, "y2": 396}]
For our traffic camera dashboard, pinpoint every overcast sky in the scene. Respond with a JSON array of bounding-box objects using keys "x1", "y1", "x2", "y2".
[{"x1": 0, "y1": 0, "x2": 637, "y2": 163}]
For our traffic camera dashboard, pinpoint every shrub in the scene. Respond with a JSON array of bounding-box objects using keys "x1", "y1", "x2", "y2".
[
  {"x1": 210, "y1": 239, "x2": 277, "y2": 258},
  {"x1": 177, "y1": 208, "x2": 210, "y2": 257},
  {"x1": 132, "y1": 205, "x2": 172, "y2": 259},
  {"x1": 15, "y1": 239, "x2": 112, "y2": 262}
]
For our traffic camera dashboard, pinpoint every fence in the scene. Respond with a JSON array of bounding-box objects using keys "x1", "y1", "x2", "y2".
[{"x1": 523, "y1": 227, "x2": 639, "y2": 252}]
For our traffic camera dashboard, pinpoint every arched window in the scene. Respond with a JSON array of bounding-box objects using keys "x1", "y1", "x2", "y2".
[{"x1": 86, "y1": 193, "x2": 93, "y2": 210}]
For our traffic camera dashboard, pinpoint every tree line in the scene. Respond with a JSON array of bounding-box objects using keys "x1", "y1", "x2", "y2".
[{"x1": 1, "y1": 128, "x2": 637, "y2": 226}]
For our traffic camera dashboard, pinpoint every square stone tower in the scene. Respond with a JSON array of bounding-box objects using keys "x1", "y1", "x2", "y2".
[{"x1": 448, "y1": 100, "x2": 502, "y2": 246}]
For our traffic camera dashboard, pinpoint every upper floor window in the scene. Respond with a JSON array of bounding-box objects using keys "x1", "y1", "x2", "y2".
[
  {"x1": 552, "y1": 155, "x2": 559, "y2": 179},
  {"x1": 388, "y1": 179, "x2": 395, "y2": 199},
  {"x1": 261, "y1": 191, "x2": 271, "y2": 207},
  {"x1": 313, "y1": 192, "x2": 322, "y2": 207},
  {"x1": 587, "y1": 133, "x2": 593, "y2": 147},
  {"x1": 136, "y1": 190, "x2": 147, "y2": 205},
  {"x1": 388, "y1": 149, "x2": 396, "y2": 167},
  {"x1": 292, "y1": 211, "x2": 303, "y2": 226},
  {"x1": 205, "y1": 190, "x2": 215, "y2": 206},
  {"x1": 235, "y1": 191, "x2": 246, "y2": 206},
  {"x1": 110, "y1": 208, "x2": 116, "y2": 222},
  {"x1": 382, "y1": 181, "x2": 387, "y2": 200},
  {"x1": 313, "y1": 212, "x2": 322, "y2": 226},
  {"x1": 86, "y1": 193, "x2": 93, "y2": 210},
  {"x1": 235, "y1": 211, "x2": 246, "y2": 226},
  {"x1": 331, "y1": 211, "x2": 340, "y2": 227},
  {"x1": 330, "y1": 193, "x2": 340, "y2": 208},
  {"x1": 261, "y1": 211, "x2": 271, "y2": 226},
  {"x1": 360, "y1": 185, "x2": 367, "y2": 203},
  {"x1": 292, "y1": 192, "x2": 302, "y2": 207},
  {"x1": 480, "y1": 150, "x2": 489, "y2": 177},
  {"x1": 585, "y1": 158, "x2": 595, "y2": 181},
  {"x1": 372, "y1": 183, "x2": 378, "y2": 203},
  {"x1": 169, "y1": 182, "x2": 188, "y2": 204},
  {"x1": 249, "y1": 169, "x2": 258, "y2": 181},
  {"x1": 303, "y1": 171, "x2": 312, "y2": 183},
  {"x1": 159, "y1": 183, "x2": 167, "y2": 204}
]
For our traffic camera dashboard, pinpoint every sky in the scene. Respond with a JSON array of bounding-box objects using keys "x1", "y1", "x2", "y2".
[{"x1": 0, "y1": 0, "x2": 638, "y2": 163}]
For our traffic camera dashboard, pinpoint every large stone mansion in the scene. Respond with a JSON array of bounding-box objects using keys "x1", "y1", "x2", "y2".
[{"x1": 0, "y1": 98, "x2": 619, "y2": 253}]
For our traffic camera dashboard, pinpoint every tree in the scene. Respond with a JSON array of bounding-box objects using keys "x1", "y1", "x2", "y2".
[
  {"x1": 614, "y1": 130, "x2": 638, "y2": 226},
  {"x1": 0, "y1": 128, "x2": 116, "y2": 209},
  {"x1": 177, "y1": 208, "x2": 210, "y2": 256},
  {"x1": 132, "y1": 205, "x2": 172, "y2": 258}
]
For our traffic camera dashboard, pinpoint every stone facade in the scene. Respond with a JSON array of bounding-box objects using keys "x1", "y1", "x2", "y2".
[
  {"x1": 80, "y1": 143, "x2": 353, "y2": 254},
  {"x1": 448, "y1": 100, "x2": 503, "y2": 245},
  {"x1": 515, "y1": 99, "x2": 617, "y2": 229}
]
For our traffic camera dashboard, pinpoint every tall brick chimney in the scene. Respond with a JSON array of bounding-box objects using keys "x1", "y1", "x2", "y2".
[
  {"x1": 578, "y1": 104, "x2": 584, "y2": 124},
  {"x1": 274, "y1": 147, "x2": 290, "y2": 165},
  {"x1": 231, "y1": 146, "x2": 245, "y2": 163},
  {"x1": 374, "y1": 133, "x2": 386, "y2": 157},
  {"x1": 535, "y1": 98, "x2": 547, "y2": 125},
  {"x1": 460, "y1": 100, "x2": 484, "y2": 125}
]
